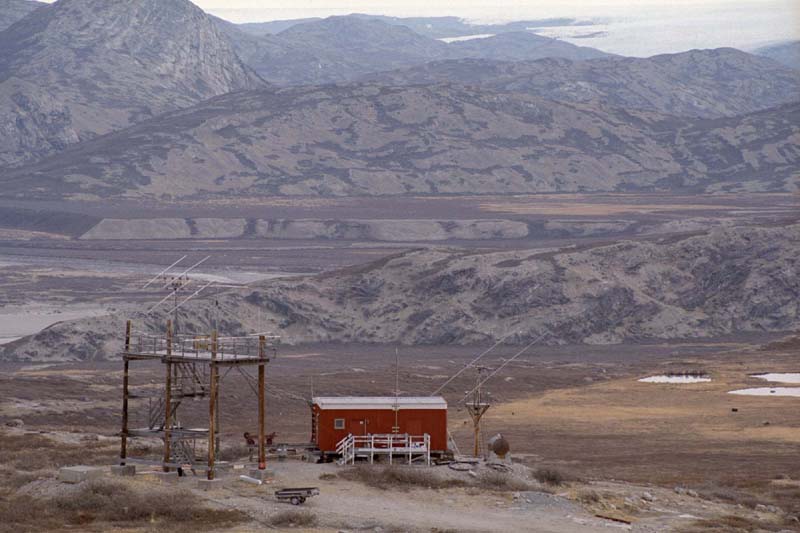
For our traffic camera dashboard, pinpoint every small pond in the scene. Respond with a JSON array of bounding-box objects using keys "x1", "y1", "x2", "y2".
[
  {"x1": 751, "y1": 373, "x2": 800, "y2": 384},
  {"x1": 639, "y1": 374, "x2": 711, "y2": 384},
  {"x1": 728, "y1": 387, "x2": 800, "y2": 397}
]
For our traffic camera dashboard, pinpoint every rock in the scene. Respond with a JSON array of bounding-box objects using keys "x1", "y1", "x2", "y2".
[
  {"x1": 623, "y1": 497, "x2": 637, "y2": 507},
  {"x1": 642, "y1": 492, "x2": 655, "y2": 502}
]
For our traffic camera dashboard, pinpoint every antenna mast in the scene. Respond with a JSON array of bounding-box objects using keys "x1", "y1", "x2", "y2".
[
  {"x1": 393, "y1": 347, "x2": 400, "y2": 434},
  {"x1": 465, "y1": 365, "x2": 491, "y2": 458}
]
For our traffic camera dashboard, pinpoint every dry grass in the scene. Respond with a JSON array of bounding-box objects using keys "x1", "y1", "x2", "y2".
[
  {"x1": 0, "y1": 433, "x2": 117, "y2": 472},
  {"x1": 339, "y1": 465, "x2": 534, "y2": 492},
  {"x1": 269, "y1": 509, "x2": 317, "y2": 527},
  {"x1": 0, "y1": 479, "x2": 246, "y2": 532},
  {"x1": 219, "y1": 442, "x2": 252, "y2": 461},
  {"x1": 686, "y1": 514, "x2": 793, "y2": 532}
]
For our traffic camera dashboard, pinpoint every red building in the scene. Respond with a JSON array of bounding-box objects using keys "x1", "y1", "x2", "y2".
[{"x1": 311, "y1": 396, "x2": 448, "y2": 454}]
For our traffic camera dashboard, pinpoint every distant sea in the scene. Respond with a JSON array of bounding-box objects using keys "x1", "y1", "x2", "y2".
[{"x1": 209, "y1": 0, "x2": 799, "y2": 57}]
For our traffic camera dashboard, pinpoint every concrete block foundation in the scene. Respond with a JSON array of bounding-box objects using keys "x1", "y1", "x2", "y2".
[
  {"x1": 197, "y1": 479, "x2": 224, "y2": 491},
  {"x1": 249, "y1": 468, "x2": 274, "y2": 481},
  {"x1": 111, "y1": 465, "x2": 136, "y2": 476},
  {"x1": 59, "y1": 466, "x2": 104, "y2": 484}
]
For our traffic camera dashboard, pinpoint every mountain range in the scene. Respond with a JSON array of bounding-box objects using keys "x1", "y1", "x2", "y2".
[
  {"x1": 0, "y1": 0, "x2": 797, "y2": 199},
  {"x1": 3, "y1": 85, "x2": 797, "y2": 199},
  {"x1": 363, "y1": 48, "x2": 800, "y2": 119},
  {"x1": 238, "y1": 14, "x2": 583, "y2": 40},
  {"x1": 216, "y1": 16, "x2": 610, "y2": 86},
  {"x1": 755, "y1": 40, "x2": 800, "y2": 71}
]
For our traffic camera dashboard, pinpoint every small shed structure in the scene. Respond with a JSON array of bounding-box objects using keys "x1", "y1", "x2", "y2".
[{"x1": 311, "y1": 396, "x2": 448, "y2": 454}]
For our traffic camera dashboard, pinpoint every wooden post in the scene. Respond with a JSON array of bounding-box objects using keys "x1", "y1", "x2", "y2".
[
  {"x1": 120, "y1": 321, "x2": 131, "y2": 465},
  {"x1": 258, "y1": 335, "x2": 266, "y2": 470},
  {"x1": 473, "y1": 421, "x2": 481, "y2": 458},
  {"x1": 208, "y1": 330, "x2": 218, "y2": 480},
  {"x1": 163, "y1": 320, "x2": 173, "y2": 472}
]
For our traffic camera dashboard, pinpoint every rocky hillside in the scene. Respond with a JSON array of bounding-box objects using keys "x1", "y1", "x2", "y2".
[
  {"x1": 0, "y1": 0, "x2": 43, "y2": 31},
  {"x1": 2, "y1": 85, "x2": 797, "y2": 199},
  {"x1": 5, "y1": 222, "x2": 799, "y2": 361},
  {"x1": 0, "y1": 0, "x2": 263, "y2": 167},
  {"x1": 364, "y1": 49, "x2": 800, "y2": 118}
]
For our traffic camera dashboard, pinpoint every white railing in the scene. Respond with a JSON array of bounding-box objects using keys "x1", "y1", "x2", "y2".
[{"x1": 335, "y1": 433, "x2": 431, "y2": 466}]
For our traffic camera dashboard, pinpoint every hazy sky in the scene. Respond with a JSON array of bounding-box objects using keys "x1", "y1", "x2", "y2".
[{"x1": 36, "y1": 0, "x2": 799, "y2": 56}]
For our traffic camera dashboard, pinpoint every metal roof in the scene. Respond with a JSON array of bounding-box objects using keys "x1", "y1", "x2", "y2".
[{"x1": 312, "y1": 396, "x2": 447, "y2": 410}]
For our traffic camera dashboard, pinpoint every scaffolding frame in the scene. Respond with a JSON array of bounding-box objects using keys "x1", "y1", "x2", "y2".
[{"x1": 119, "y1": 320, "x2": 278, "y2": 480}]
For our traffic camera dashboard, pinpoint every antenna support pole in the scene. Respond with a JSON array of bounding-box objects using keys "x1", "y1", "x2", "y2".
[
  {"x1": 258, "y1": 335, "x2": 267, "y2": 470},
  {"x1": 163, "y1": 320, "x2": 173, "y2": 472},
  {"x1": 207, "y1": 330, "x2": 218, "y2": 480},
  {"x1": 465, "y1": 367, "x2": 491, "y2": 458},
  {"x1": 120, "y1": 320, "x2": 131, "y2": 465}
]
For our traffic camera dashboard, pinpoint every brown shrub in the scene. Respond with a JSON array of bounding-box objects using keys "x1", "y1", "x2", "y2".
[
  {"x1": 533, "y1": 468, "x2": 565, "y2": 486},
  {"x1": 476, "y1": 471, "x2": 533, "y2": 492},
  {"x1": 269, "y1": 510, "x2": 317, "y2": 527},
  {"x1": 697, "y1": 486, "x2": 762, "y2": 509},
  {"x1": 576, "y1": 489, "x2": 601, "y2": 505},
  {"x1": 338, "y1": 465, "x2": 467, "y2": 490}
]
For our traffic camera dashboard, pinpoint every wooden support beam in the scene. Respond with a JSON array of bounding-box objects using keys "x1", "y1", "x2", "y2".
[
  {"x1": 120, "y1": 320, "x2": 131, "y2": 465},
  {"x1": 163, "y1": 320, "x2": 173, "y2": 472},
  {"x1": 207, "y1": 330, "x2": 218, "y2": 481},
  {"x1": 258, "y1": 335, "x2": 266, "y2": 470}
]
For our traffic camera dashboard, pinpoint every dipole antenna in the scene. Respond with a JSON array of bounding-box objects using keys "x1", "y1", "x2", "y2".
[
  {"x1": 431, "y1": 330, "x2": 518, "y2": 396},
  {"x1": 145, "y1": 255, "x2": 212, "y2": 333},
  {"x1": 142, "y1": 256, "x2": 186, "y2": 289},
  {"x1": 461, "y1": 331, "x2": 549, "y2": 401}
]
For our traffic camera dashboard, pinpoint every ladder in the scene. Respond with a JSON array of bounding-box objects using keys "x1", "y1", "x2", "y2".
[{"x1": 171, "y1": 439, "x2": 197, "y2": 474}]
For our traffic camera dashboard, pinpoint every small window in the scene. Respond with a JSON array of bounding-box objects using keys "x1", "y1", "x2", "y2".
[{"x1": 334, "y1": 418, "x2": 345, "y2": 430}]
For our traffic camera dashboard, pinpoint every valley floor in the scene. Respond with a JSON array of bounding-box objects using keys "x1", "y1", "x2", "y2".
[{"x1": 1, "y1": 336, "x2": 798, "y2": 532}]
